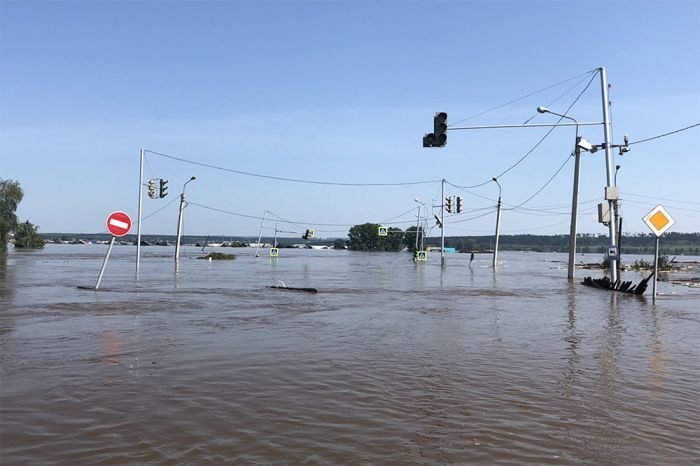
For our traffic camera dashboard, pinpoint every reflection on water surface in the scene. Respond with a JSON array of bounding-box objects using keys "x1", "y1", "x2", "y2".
[{"x1": 1, "y1": 245, "x2": 699, "y2": 465}]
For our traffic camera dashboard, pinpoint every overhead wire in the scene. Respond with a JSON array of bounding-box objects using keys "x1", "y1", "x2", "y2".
[
  {"x1": 448, "y1": 68, "x2": 598, "y2": 127},
  {"x1": 504, "y1": 152, "x2": 573, "y2": 210},
  {"x1": 145, "y1": 150, "x2": 441, "y2": 187},
  {"x1": 628, "y1": 123, "x2": 700, "y2": 146}
]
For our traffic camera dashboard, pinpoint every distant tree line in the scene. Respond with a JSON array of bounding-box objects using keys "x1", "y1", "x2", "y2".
[{"x1": 36, "y1": 226, "x2": 699, "y2": 256}]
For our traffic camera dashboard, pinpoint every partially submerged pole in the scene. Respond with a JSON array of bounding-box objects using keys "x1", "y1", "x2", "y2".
[
  {"x1": 653, "y1": 236, "x2": 659, "y2": 303},
  {"x1": 600, "y1": 67, "x2": 619, "y2": 284},
  {"x1": 96, "y1": 236, "x2": 115, "y2": 290},
  {"x1": 255, "y1": 210, "x2": 268, "y2": 257},
  {"x1": 136, "y1": 148, "x2": 144, "y2": 278},
  {"x1": 568, "y1": 147, "x2": 582, "y2": 279}
]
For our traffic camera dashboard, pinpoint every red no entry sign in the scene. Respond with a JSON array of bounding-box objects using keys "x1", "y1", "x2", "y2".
[{"x1": 106, "y1": 211, "x2": 132, "y2": 237}]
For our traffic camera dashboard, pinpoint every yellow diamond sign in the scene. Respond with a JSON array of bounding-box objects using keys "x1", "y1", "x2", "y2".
[{"x1": 643, "y1": 204, "x2": 675, "y2": 237}]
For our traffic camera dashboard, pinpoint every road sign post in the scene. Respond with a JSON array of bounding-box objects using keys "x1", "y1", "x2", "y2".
[
  {"x1": 93, "y1": 212, "x2": 132, "y2": 290},
  {"x1": 643, "y1": 205, "x2": 676, "y2": 303}
]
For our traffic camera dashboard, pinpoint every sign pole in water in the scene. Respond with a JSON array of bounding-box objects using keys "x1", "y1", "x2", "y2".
[
  {"x1": 95, "y1": 236, "x2": 115, "y2": 290},
  {"x1": 93, "y1": 211, "x2": 132, "y2": 290},
  {"x1": 642, "y1": 204, "x2": 676, "y2": 304}
]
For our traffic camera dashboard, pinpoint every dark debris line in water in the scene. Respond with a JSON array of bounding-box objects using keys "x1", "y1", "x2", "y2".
[{"x1": 1, "y1": 245, "x2": 699, "y2": 465}]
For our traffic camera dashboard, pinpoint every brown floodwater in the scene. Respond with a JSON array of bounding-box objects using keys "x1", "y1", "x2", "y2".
[{"x1": 1, "y1": 245, "x2": 699, "y2": 465}]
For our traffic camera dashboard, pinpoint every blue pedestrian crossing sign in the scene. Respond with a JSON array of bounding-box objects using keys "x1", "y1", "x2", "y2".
[
  {"x1": 607, "y1": 245, "x2": 618, "y2": 260},
  {"x1": 378, "y1": 226, "x2": 388, "y2": 236}
]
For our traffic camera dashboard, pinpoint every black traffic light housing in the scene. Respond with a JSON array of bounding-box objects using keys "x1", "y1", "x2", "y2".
[
  {"x1": 423, "y1": 112, "x2": 448, "y2": 148},
  {"x1": 456, "y1": 196, "x2": 463, "y2": 213},
  {"x1": 445, "y1": 196, "x2": 452, "y2": 213},
  {"x1": 159, "y1": 179, "x2": 168, "y2": 198}
]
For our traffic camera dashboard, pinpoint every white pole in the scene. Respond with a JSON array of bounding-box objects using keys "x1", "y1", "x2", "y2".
[
  {"x1": 441, "y1": 179, "x2": 445, "y2": 267},
  {"x1": 175, "y1": 192, "x2": 185, "y2": 263},
  {"x1": 415, "y1": 205, "x2": 420, "y2": 251},
  {"x1": 493, "y1": 193, "x2": 502, "y2": 267},
  {"x1": 96, "y1": 236, "x2": 115, "y2": 290},
  {"x1": 653, "y1": 236, "x2": 659, "y2": 304},
  {"x1": 255, "y1": 210, "x2": 267, "y2": 257},
  {"x1": 136, "y1": 149, "x2": 144, "y2": 278},
  {"x1": 600, "y1": 67, "x2": 618, "y2": 284}
]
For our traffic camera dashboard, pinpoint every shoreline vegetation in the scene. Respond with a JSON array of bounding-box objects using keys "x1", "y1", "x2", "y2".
[{"x1": 36, "y1": 231, "x2": 700, "y2": 256}]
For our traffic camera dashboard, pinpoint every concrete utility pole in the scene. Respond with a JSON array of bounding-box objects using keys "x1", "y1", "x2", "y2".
[
  {"x1": 492, "y1": 177, "x2": 502, "y2": 267},
  {"x1": 599, "y1": 67, "x2": 619, "y2": 284}
]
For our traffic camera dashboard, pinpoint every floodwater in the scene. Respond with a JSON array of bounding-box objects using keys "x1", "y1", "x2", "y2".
[{"x1": 1, "y1": 244, "x2": 699, "y2": 465}]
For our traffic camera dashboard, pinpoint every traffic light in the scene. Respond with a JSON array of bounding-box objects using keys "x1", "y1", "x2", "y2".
[
  {"x1": 434, "y1": 215, "x2": 442, "y2": 228},
  {"x1": 456, "y1": 196, "x2": 463, "y2": 213},
  {"x1": 445, "y1": 197, "x2": 452, "y2": 213},
  {"x1": 159, "y1": 179, "x2": 168, "y2": 198},
  {"x1": 147, "y1": 179, "x2": 157, "y2": 199},
  {"x1": 422, "y1": 112, "x2": 448, "y2": 148}
]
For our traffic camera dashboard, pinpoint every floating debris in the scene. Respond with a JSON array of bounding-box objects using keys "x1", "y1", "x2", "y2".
[
  {"x1": 197, "y1": 252, "x2": 236, "y2": 260},
  {"x1": 582, "y1": 271, "x2": 654, "y2": 295},
  {"x1": 268, "y1": 280, "x2": 318, "y2": 293}
]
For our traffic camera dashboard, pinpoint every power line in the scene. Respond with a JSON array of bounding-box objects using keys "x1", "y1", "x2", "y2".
[
  {"x1": 622, "y1": 192, "x2": 700, "y2": 206},
  {"x1": 628, "y1": 123, "x2": 700, "y2": 146},
  {"x1": 448, "y1": 68, "x2": 598, "y2": 127},
  {"x1": 145, "y1": 150, "x2": 441, "y2": 187},
  {"x1": 493, "y1": 71, "x2": 598, "y2": 181},
  {"x1": 447, "y1": 70, "x2": 599, "y2": 190},
  {"x1": 505, "y1": 152, "x2": 573, "y2": 210}
]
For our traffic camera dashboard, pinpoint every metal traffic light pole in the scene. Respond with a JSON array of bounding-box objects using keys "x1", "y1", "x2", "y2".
[
  {"x1": 136, "y1": 148, "x2": 144, "y2": 279},
  {"x1": 441, "y1": 179, "x2": 446, "y2": 266}
]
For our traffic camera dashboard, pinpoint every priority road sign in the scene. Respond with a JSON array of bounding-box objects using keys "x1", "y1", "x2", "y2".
[
  {"x1": 106, "y1": 211, "x2": 132, "y2": 237},
  {"x1": 643, "y1": 205, "x2": 675, "y2": 237}
]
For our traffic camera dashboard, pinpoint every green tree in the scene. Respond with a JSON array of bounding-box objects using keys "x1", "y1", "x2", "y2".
[
  {"x1": 13, "y1": 221, "x2": 45, "y2": 249},
  {"x1": 333, "y1": 239, "x2": 346, "y2": 250},
  {"x1": 1, "y1": 179, "x2": 24, "y2": 254},
  {"x1": 403, "y1": 225, "x2": 425, "y2": 252},
  {"x1": 347, "y1": 223, "x2": 404, "y2": 251}
]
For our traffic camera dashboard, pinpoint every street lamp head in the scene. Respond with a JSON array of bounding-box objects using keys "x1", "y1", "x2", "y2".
[
  {"x1": 492, "y1": 177, "x2": 497, "y2": 182},
  {"x1": 537, "y1": 106, "x2": 550, "y2": 114},
  {"x1": 576, "y1": 136, "x2": 593, "y2": 152},
  {"x1": 190, "y1": 176, "x2": 196, "y2": 181}
]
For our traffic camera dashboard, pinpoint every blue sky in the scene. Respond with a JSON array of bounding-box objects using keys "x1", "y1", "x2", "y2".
[{"x1": 1, "y1": 0, "x2": 699, "y2": 239}]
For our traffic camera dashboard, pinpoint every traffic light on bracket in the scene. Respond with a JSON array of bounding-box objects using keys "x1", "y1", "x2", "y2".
[
  {"x1": 445, "y1": 197, "x2": 452, "y2": 213},
  {"x1": 159, "y1": 179, "x2": 168, "y2": 198},
  {"x1": 456, "y1": 196, "x2": 463, "y2": 213},
  {"x1": 422, "y1": 112, "x2": 448, "y2": 148},
  {"x1": 147, "y1": 179, "x2": 157, "y2": 199}
]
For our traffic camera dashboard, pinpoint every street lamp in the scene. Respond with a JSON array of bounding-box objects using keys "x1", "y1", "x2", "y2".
[
  {"x1": 492, "y1": 177, "x2": 502, "y2": 267},
  {"x1": 537, "y1": 107, "x2": 594, "y2": 280},
  {"x1": 175, "y1": 176, "x2": 197, "y2": 264},
  {"x1": 414, "y1": 198, "x2": 427, "y2": 253}
]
